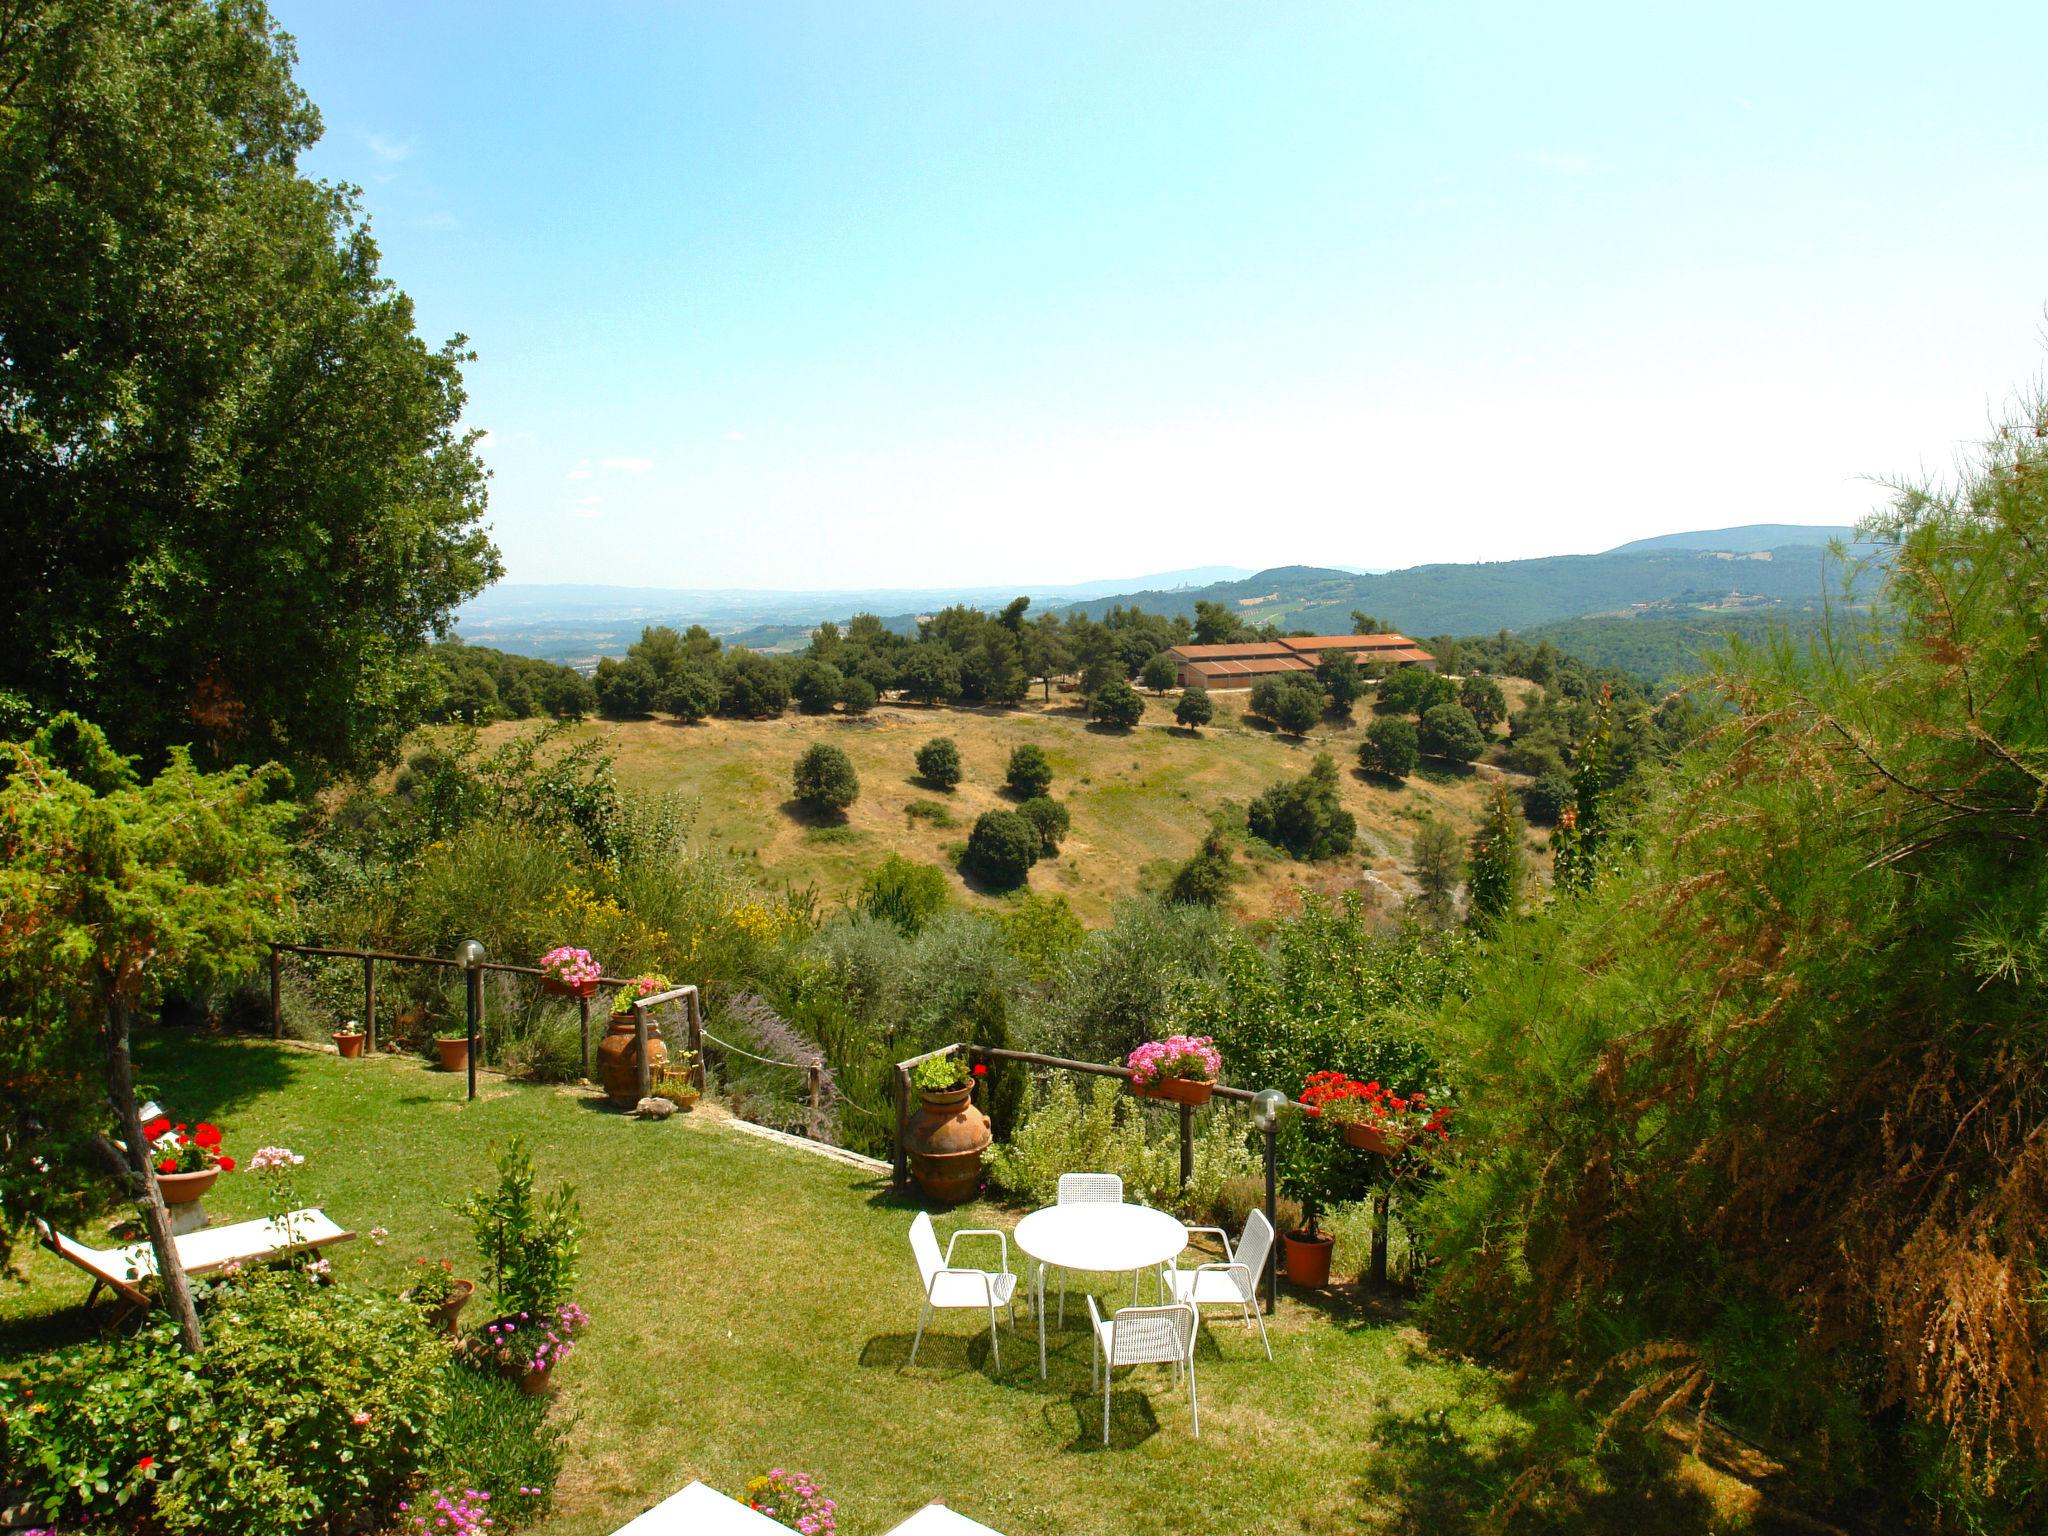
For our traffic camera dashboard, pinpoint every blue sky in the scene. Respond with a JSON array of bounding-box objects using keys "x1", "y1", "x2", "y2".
[{"x1": 276, "y1": 1, "x2": 2048, "y2": 590}]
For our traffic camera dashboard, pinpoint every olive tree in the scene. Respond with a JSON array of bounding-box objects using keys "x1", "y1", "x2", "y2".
[{"x1": 793, "y1": 743, "x2": 859, "y2": 814}]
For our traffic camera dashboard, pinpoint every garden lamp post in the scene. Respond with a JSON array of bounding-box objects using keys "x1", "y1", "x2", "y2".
[
  {"x1": 455, "y1": 938, "x2": 487, "y2": 1101},
  {"x1": 1252, "y1": 1087, "x2": 1290, "y2": 1314}
]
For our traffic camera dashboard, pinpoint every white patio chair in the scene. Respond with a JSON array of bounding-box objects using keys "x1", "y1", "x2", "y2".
[
  {"x1": 1086, "y1": 1296, "x2": 1199, "y2": 1444},
  {"x1": 1162, "y1": 1207, "x2": 1274, "y2": 1361},
  {"x1": 907, "y1": 1211, "x2": 1017, "y2": 1371},
  {"x1": 1047, "y1": 1172, "x2": 1124, "y2": 1324}
]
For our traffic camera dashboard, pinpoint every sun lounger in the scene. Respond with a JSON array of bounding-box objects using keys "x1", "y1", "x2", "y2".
[{"x1": 34, "y1": 1210, "x2": 354, "y2": 1323}]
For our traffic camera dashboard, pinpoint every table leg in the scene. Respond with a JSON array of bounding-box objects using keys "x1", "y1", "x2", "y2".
[{"x1": 1037, "y1": 1263, "x2": 1047, "y2": 1378}]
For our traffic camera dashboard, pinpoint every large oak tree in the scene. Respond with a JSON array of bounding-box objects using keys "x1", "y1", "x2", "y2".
[{"x1": 0, "y1": 0, "x2": 499, "y2": 784}]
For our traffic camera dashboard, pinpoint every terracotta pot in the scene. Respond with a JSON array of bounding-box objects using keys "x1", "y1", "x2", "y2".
[
  {"x1": 405, "y1": 1277, "x2": 475, "y2": 1334},
  {"x1": 1282, "y1": 1230, "x2": 1334, "y2": 1288},
  {"x1": 907, "y1": 1084, "x2": 990, "y2": 1204},
  {"x1": 1342, "y1": 1121, "x2": 1401, "y2": 1155},
  {"x1": 1131, "y1": 1075, "x2": 1215, "y2": 1107},
  {"x1": 542, "y1": 976, "x2": 599, "y2": 1000},
  {"x1": 435, "y1": 1036, "x2": 471, "y2": 1073},
  {"x1": 595, "y1": 1013, "x2": 668, "y2": 1106},
  {"x1": 333, "y1": 1031, "x2": 365, "y2": 1058},
  {"x1": 156, "y1": 1167, "x2": 218, "y2": 1206},
  {"x1": 518, "y1": 1363, "x2": 554, "y2": 1396}
]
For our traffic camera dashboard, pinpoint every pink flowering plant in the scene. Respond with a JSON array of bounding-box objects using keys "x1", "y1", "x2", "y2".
[
  {"x1": 609, "y1": 973, "x2": 672, "y2": 1016},
  {"x1": 743, "y1": 1468, "x2": 837, "y2": 1534},
  {"x1": 537, "y1": 946, "x2": 601, "y2": 993},
  {"x1": 1125, "y1": 1034, "x2": 1222, "y2": 1088},
  {"x1": 479, "y1": 1302, "x2": 589, "y2": 1375},
  {"x1": 398, "y1": 1487, "x2": 494, "y2": 1535}
]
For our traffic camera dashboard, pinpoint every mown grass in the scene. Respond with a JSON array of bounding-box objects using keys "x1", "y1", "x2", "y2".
[
  {"x1": 1, "y1": 1038, "x2": 1758, "y2": 1535},
  {"x1": 478, "y1": 688, "x2": 1539, "y2": 926}
]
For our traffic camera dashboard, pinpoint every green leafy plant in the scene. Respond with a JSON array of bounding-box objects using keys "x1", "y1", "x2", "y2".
[
  {"x1": 407, "y1": 1257, "x2": 463, "y2": 1308},
  {"x1": 462, "y1": 1136, "x2": 581, "y2": 1318},
  {"x1": 909, "y1": 1053, "x2": 972, "y2": 1094},
  {"x1": 914, "y1": 736, "x2": 962, "y2": 790}
]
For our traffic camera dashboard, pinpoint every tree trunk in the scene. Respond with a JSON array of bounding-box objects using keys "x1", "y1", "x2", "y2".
[
  {"x1": 102, "y1": 988, "x2": 204, "y2": 1354},
  {"x1": 1368, "y1": 1189, "x2": 1391, "y2": 1288}
]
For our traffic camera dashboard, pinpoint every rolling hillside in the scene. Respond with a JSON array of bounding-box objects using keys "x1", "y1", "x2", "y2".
[{"x1": 475, "y1": 688, "x2": 1541, "y2": 927}]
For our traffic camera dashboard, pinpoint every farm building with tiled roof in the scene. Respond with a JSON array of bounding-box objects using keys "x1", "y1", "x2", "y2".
[{"x1": 1167, "y1": 633, "x2": 1435, "y2": 690}]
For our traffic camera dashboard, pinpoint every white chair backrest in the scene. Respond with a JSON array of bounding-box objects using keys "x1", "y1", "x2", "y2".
[
  {"x1": 1057, "y1": 1172, "x2": 1123, "y2": 1205},
  {"x1": 1102, "y1": 1301, "x2": 1195, "y2": 1366},
  {"x1": 1236, "y1": 1207, "x2": 1276, "y2": 1282},
  {"x1": 909, "y1": 1211, "x2": 944, "y2": 1288}
]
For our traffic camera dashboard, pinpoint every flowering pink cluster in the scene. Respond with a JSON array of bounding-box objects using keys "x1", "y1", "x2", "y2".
[
  {"x1": 247, "y1": 1145, "x2": 303, "y2": 1171},
  {"x1": 487, "y1": 1302, "x2": 589, "y2": 1373},
  {"x1": 538, "y1": 946, "x2": 601, "y2": 988},
  {"x1": 744, "y1": 1468, "x2": 836, "y2": 1534},
  {"x1": 1126, "y1": 1034, "x2": 1222, "y2": 1088},
  {"x1": 398, "y1": 1488, "x2": 494, "y2": 1534}
]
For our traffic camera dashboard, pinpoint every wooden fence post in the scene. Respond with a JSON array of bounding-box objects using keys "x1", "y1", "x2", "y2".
[
  {"x1": 807, "y1": 1058, "x2": 823, "y2": 1138},
  {"x1": 633, "y1": 1002, "x2": 653, "y2": 1102},
  {"x1": 1370, "y1": 1189, "x2": 1391, "y2": 1288},
  {"x1": 269, "y1": 947, "x2": 283, "y2": 1039},
  {"x1": 363, "y1": 954, "x2": 377, "y2": 1055},
  {"x1": 686, "y1": 990, "x2": 706, "y2": 1091},
  {"x1": 1263, "y1": 1123, "x2": 1278, "y2": 1314},
  {"x1": 578, "y1": 994, "x2": 591, "y2": 1081},
  {"x1": 893, "y1": 1064, "x2": 912, "y2": 1189}
]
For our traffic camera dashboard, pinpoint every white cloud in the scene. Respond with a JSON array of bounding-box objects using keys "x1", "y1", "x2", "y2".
[
  {"x1": 1521, "y1": 149, "x2": 1592, "y2": 176},
  {"x1": 722, "y1": 431, "x2": 745, "y2": 443},
  {"x1": 573, "y1": 494, "x2": 603, "y2": 520},
  {"x1": 598, "y1": 455, "x2": 655, "y2": 471},
  {"x1": 565, "y1": 457, "x2": 593, "y2": 481},
  {"x1": 366, "y1": 133, "x2": 413, "y2": 163}
]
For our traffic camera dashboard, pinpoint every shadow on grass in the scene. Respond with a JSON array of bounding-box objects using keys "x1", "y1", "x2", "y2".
[
  {"x1": 133, "y1": 1028, "x2": 303, "y2": 1121},
  {"x1": 1353, "y1": 766, "x2": 1410, "y2": 790},
  {"x1": 0, "y1": 1300, "x2": 106, "y2": 1361},
  {"x1": 1056, "y1": 1388, "x2": 1166, "y2": 1452},
  {"x1": 777, "y1": 798, "x2": 851, "y2": 829}
]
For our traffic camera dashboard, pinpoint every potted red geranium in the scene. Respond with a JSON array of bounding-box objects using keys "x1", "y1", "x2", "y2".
[
  {"x1": 144, "y1": 1117, "x2": 236, "y2": 1205},
  {"x1": 1303, "y1": 1070, "x2": 1452, "y2": 1155}
]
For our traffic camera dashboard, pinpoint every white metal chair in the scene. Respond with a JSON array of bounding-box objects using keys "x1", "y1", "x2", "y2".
[
  {"x1": 1162, "y1": 1208, "x2": 1274, "y2": 1361},
  {"x1": 1047, "y1": 1172, "x2": 1125, "y2": 1324},
  {"x1": 1086, "y1": 1296, "x2": 1199, "y2": 1444},
  {"x1": 907, "y1": 1212, "x2": 1017, "y2": 1371}
]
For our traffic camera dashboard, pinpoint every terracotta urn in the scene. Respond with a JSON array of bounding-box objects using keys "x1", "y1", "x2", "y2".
[
  {"x1": 1132, "y1": 1074, "x2": 1215, "y2": 1107},
  {"x1": 435, "y1": 1036, "x2": 471, "y2": 1073},
  {"x1": 333, "y1": 1031, "x2": 365, "y2": 1058},
  {"x1": 1281, "y1": 1230, "x2": 1334, "y2": 1287},
  {"x1": 518, "y1": 1363, "x2": 554, "y2": 1396},
  {"x1": 156, "y1": 1168, "x2": 218, "y2": 1206},
  {"x1": 1342, "y1": 1121, "x2": 1400, "y2": 1155},
  {"x1": 596, "y1": 1013, "x2": 668, "y2": 1106},
  {"x1": 907, "y1": 1084, "x2": 991, "y2": 1204}
]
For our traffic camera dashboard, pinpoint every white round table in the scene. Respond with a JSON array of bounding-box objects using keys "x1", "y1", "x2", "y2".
[{"x1": 1014, "y1": 1203, "x2": 1187, "y2": 1377}]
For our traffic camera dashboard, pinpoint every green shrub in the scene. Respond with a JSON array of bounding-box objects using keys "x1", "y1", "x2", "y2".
[
  {"x1": 964, "y1": 809, "x2": 1039, "y2": 888},
  {"x1": 1088, "y1": 677, "x2": 1144, "y2": 729},
  {"x1": 791, "y1": 659, "x2": 844, "y2": 715},
  {"x1": 998, "y1": 892, "x2": 1086, "y2": 983},
  {"x1": 1520, "y1": 771, "x2": 1572, "y2": 825},
  {"x1": 1419, "y1": 702, "x2": 1487, "y2": 762},
  {"x1": 1174, "y1": 686, "x2": 1213, "y2": 729},
  {"x1": 463, "y1": 1136, "x2": 581, "y2": 1318},
  {"x1": 1140, "y1": 652, "x2": 1179, "y2": 691},
  {"x1": 838, "y1": 675, "x2": 878, "y2": 715},
  {"x1": 986, "y1": 1074, "x2": 1253, "y2": 1221},
  {"x1": 0, "y1": 1270, "x2": 449, "y2": 1536},
  {"x1": 1361, "y1": 716, "x2": 1420, "y2": 780},
  {"x1": 1018, "y1": 795, "x2": 1070, "y2": 853},
  {"x1": 914, "y1": 736, "x2": 962, "y2": 790},
  {"x1": 718, "y1": 649, "x2": 791, "y2": 717},
  {"x1": 1247, "y1": 753, "x2": 1355, "y2": 860},
  {"x1": 903, "y1": 798, "x2": 954, "y2": 827},
  {"x1": 423, "y1": 1360, "x2": 566, "y2": 1531},
  {"x1": 1378, "y1": 666, "x2": 1455, "y2": 716},
  {"x1": 858, "y1": 854, "x2": 950, "y2": 935},
  {"x1": 792, "y1": 743, "x2": 859, "y2": 813},
  {"x1": 1005, "y1": 742, "x2": 1053, "y2": 798},
  {"x1": 1166, "y1": 827, "x2": 1236, "y2": 907},
  {"x1": 1460, "y1": 673, "x2": 1508, "y2": 729},
  {"x1": 1269, "y1": 684, "x2": 1322, "y2": 736}
]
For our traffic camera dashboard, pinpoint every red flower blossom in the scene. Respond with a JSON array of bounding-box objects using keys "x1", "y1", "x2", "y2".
[
  {"x1": 971, "y1": 1063, "x2": 987, "y2": 1076},
  {"x1": 193, "y1": 1123, "x2": 222, "y2": 1148},
  {"x1": 215, "y1": 1155, "x2": 236, "y2": 1172},
  {"x1": 157, "y1": 1158, "x2": 177, "y2": 1174},
  {"x1": 138, "y1": 1456, "x2": 155, "y2": 1471},
  {"x1": 142, "y1": 1116, "x2": 170, "y2": 1140}
]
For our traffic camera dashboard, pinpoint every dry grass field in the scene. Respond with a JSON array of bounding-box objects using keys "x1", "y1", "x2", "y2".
[{"x1": 481, "y1": 684, "x2": 1546, "y2": 926}]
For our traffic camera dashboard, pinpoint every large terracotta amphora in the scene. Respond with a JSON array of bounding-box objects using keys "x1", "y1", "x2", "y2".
[
  {"x1": 908, "y1": 1084, "x2": 991, "y2": 1203},
  {"x1": 596, "y1": 1012, "x2": 668, "y2": 1106}
]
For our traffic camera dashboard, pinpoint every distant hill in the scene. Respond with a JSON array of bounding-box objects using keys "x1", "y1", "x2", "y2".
[
  {"x1": 1060, "y1": 544, "x2": 1876, "y2": 636},
  {"x1": 1605, "y1": 523, "x2": 1856, "y2": 555}
]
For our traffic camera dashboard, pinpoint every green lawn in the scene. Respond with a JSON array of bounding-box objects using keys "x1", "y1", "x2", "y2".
[{"x1": 1, "y1": 1039, "x2": 1757, "y2": 1535}]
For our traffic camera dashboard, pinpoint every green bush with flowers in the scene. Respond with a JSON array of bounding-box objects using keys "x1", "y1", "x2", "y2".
[{"x1": 0, "y1": 1267, "x2": 448, "y2": 1536}]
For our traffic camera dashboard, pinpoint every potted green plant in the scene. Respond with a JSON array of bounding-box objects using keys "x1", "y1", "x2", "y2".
[
  {"x1": 652, "y1": 1051, "x2": 701, "y2": 1111},
  {"x1": 434, "y1": 1028, "x2": 471, "y2": 1073},
  {"x1": 1304, "y1": 1070, "x2": 1453, "y2": 1155},
  {"x1": 1125, "y1": 1034, "x2": 1222, "y2": 1106},
  {"x1": 461, "y1": 1137, "x2": 585, "y2": 1392},
  {"x1": 403, "y1": 1256, "x2": 475, "y2": 1334},
  {"x1": 143, "y1": 1116, "x2": 236, "y2": 1205},
  {"x1": 332, "y1": 1018, "x2": 366, "y2": 1058},
  {"x1": 905, "y1": 1054, "x2": 990, "y2": 1204}
]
